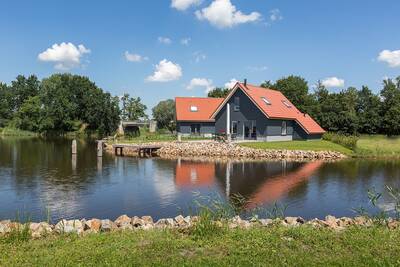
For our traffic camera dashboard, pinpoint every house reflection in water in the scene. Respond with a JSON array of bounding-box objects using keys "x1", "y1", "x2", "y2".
[
  {"x1": 173, "y1": 159, "x2": 323, "y2": 209},
  {"x1": 174, "y1": 159, "x2": 215, "y2": 188}
]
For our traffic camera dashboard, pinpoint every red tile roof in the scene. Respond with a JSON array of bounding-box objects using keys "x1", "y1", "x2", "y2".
[
  {"x1": 175, "y1": 97, "x2": 224, "y2": 122},
  {"x1": 175, "y1": 83, "x2": 325, "y2": 134},
  {"x1": 234, "y1": 83, "x2": 325, "y2": 134}
]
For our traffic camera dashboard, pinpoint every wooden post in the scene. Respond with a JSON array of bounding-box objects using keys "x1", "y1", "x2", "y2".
[
  {"x1": 97, "y1": 141, "x2": 103, "y2": 157},
  {"x1": 72, "y1": 139, "x2": 77, "y2": 154},
  {"x1": 177, "y1": 133, "x2": 182, "y2": 142}
]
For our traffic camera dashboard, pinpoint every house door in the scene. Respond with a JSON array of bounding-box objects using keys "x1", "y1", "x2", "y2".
[{"x1": 243, "y1": 121, "x2": 256, "y2": 140}]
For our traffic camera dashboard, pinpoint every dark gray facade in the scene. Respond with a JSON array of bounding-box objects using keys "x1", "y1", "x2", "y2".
[
  {"x1": 176, "y1": 121, "x2": 215, "y2": 135},
  {"x1": 176, "y1": 88, "x2": 322, "y2": 141},
  {"x1": 214, "y1": 89, "x2": 296, "y2": 141}
]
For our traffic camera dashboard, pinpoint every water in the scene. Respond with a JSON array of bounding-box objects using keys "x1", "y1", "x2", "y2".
[{"x1": 1, "y1": 137, "x2": 400, "y2": 222}]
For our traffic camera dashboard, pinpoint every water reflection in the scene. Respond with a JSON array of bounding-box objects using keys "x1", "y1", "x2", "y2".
[{"x1": 2, "y1": 137, "x2": 400, "y2": 222}]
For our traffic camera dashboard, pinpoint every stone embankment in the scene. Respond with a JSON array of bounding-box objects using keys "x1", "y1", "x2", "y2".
[
  {"x1": 1, "y1": 215, "x2": 399, "y2": 239},
  {"x1": 105, "y1": 141, "x2": 346, "y2": 160}
]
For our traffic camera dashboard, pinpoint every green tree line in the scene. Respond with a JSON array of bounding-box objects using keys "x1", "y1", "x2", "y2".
[
  {"x1": 0, "y1": 74, "x2": 122, "y2": 135},
  {"x1": 208, "y1": 75, "x2": 400, "y2": 136}
]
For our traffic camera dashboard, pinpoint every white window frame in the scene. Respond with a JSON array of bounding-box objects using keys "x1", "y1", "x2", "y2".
[
  {"x1": 261, "y1": 97, "x2": 271, "y2": 105},
  {"x1": 281, "y1": 121, "x2": 287, "y2": 136},
  {"x1": 190, "y1": 106, "x2": 198, "y2": 112}
]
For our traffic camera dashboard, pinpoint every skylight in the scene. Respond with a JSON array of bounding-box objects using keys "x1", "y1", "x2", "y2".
[
  {"x1": 190, "y1": 106, "x2": 198, "y2": 112},
  {"x1": 282, "y1": 100, "x2": 292, "y2": 108},
  {"x1": 261, "y1": 97, "x2": 271, "y2": 105}
]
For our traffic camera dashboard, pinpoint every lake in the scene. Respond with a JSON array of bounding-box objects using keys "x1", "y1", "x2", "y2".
[{"x1": 1, "y1": 137, "x2": 399, "y2": 222}]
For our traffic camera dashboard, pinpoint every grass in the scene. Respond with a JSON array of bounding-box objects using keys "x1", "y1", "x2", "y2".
[
  {"x1": 355, "y1": 135, "x2": 400, "y2": 158},
  {"x1": 1, "y1": 226, "x2": 400, "y2": 266},
  {"x1": 0, "y1": 127, "x2": 38, "y2": 137},
  {"x1": 240, "y1": 140, "x2": 354, "y2": 156}
]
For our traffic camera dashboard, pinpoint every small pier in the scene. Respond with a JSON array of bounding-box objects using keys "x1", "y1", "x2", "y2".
[{"x1": 112, "y1": 144, "x2": 162, "y2": 157}]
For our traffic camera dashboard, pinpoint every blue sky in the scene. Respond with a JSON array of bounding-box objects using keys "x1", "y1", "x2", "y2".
[{"x1": 1, "y1": 0, "x2": 399, "y2": 110}]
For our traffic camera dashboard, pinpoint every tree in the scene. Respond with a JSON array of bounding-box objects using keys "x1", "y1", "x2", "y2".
[
  {"x1": 121, "y1": 94, "x2": 147, "y2": 121},
  {"x1": 0, "y1": 83, "x2": 12, "y2": 127},
  {"x1": 207, "y1": 87, "x2": 230, "y2": 98},
  {"x1": 10, "y1": 75, "x2": 40, "y2": 112},
  {"x1": 152, "y1": 99, "x2": 175, "y2": 132},
  {"x1": 265, "y1": 75, "x2": 315, "y2": 114},
  {"x1": 260, "y1": 80, "x2": 274, "y2": 89},
  {"x1": 356, "y1": 86, "x2": 381, "y2": 134},
  {"x1": 14, "y1": 96, "x2": 43, "y2": 132},
  {"x1": 380, "y1": 77, "x2": 400, "y2": 136}
]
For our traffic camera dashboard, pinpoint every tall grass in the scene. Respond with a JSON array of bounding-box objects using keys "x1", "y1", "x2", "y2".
[{"x1": 323, "y1": 132, "x2": 358, "y2": 150}]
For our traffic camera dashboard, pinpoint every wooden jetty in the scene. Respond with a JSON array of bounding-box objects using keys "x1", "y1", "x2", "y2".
[{"x1": 112, "y1": 144, "x2": 162, "y2": 157}]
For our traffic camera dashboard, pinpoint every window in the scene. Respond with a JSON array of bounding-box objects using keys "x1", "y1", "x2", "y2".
[
  {"x1": 281, "y1": 121, "x2": 287, "y2": 136},
  {"x1": 282, "y1": 100, "x2": 292, "y2": 108},
  {"x1": 191, "y1": 124, "x2": 201, "y2": 134},
  {"x1": 234, "y1": 97, "x2": 240, "y2": 111},
  {"x1": 261, "y1": 97, "x2": 271, "y2": 105},
  {"x1": 190, "y1": 106, "x2": 198, "y2": 112},
  {"x1": 231, "y1": 121, "x2": 238, "y2": 134}
]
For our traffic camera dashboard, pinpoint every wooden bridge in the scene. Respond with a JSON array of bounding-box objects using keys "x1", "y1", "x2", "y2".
[{"x1": 112, "y1": 144, "x2": 162, "y2": 157}]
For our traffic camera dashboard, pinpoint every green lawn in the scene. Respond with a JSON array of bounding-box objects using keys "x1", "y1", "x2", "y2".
[
  {"x1": 355, "y1": 135, "x2": 400, "y2": 157},
  {"x1": 1, "y1": 226, "x2": 400, "y2": 266},
  {"x1": 241, "y1": 140, "x2": 353, "y2": 156}
]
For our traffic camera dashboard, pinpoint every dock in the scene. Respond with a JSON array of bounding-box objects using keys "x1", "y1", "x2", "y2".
[{"x1": 112, "y1": 144, "x2": 162, "y2": 157}]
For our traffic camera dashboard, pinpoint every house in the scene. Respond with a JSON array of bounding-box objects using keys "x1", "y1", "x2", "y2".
[{"x1": 175, "y1": 81, "x2": 325, "y2": 141}]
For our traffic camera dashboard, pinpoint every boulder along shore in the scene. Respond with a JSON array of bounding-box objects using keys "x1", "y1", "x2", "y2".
[
  {"x1": 104, "y1": 141, "x2": 346, "y2": 160},
  {"x1": 1, "y1": 215, "x2": 399, "y2": 239}
]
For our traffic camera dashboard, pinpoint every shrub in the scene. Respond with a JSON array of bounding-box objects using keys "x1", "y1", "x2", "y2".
[{"x1": 323, "y1": 132, "x2": 358, "y2": 150}]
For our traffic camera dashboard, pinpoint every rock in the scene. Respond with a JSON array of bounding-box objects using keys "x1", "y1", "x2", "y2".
[
  {"x1": 155, "y1": 218, "x2": 175, "y2": 228},
  {"x1": 0, "y1": 220, "x2": 12, "y2": 234},
  {"x1": 131, "y1": 216, "x2": 145, "y2": 227},
  {"x1": 307, "y1": 218, "x2": 324, "y2": 227},
  {"x1": 115, "y1": 215, "x2": 132, "y2": 228},
  {"x1": 101, "y1": 219, "x2": 117, "y2": 232},
  {"x1": 284, "y1": 217, "x2": 305, "y2": 226},
  {"x1": 338, "y1": 217, "x2": 354, "y2": 227},
  {"x1": 30, "y1": 222, "x2": 52, "y2": 238},
  {"x1": 55, "y1": 219, "x2": 84, "y2": 234},
  {"x1": 259, "y1": 219, "x2": 273, "y2": 226},
  {"x1": 85, "y1": 219, "x2": 101, "y2": 232},
  {"x1": 142, "y1": 216, "x2": 154, "y2": 225},
  {"x1": 324, "y1": 215, "x2": 338, "y2": 228},
  {"x1": 387, "y1": 219, "x2": 400, "y2": 230},
  {"x1": 175, "y1": 215, "x2": 186, "y2": 226},
  {"x1": 354, "y1": 216, "x2": 372, "y2": 227}
]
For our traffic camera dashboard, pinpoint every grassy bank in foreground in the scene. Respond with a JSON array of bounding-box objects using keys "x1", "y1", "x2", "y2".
[
  {"x1": 1, "y1": 226, "x2": 399, "y2": 266},
  {"x1": 241, "y1": 140, "x2": 354, "y2": 156}
]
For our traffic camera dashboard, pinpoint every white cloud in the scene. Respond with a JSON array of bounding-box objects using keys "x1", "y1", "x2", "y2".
[
  {"x1": 187, "y1": 78, "x2": 215, "y2": 93},
  {"x1": 378, "y1": 49, "x2": 400, "y2": 68},
  {"x1": 124, "y1": 51, "x2": 148, "y2": 62},
  {"x1": 193, "y1": 51, "x2": 206, "y2": 62},
  {"x1": 224, "y1": 78, "x2": 239, "y2": 89},
  {"x1": 38, "y1": 42, "x2": 90, "y2": 70},
  {"x1": 146, "y1": 59, "x2": 182, "y2": 82},
  {"x1": 158, "y1": 36, "x2": 172, "y2": 44},
  {"x1": 195, "y1": 0, "x2": 261, "y2": 29},
  {"x1": 321, "y1": 77, "x2": 345, "y2": 88},
  {"x1": 181, "y1": 37, "x2": 191, "y2": 45},
  {"x1": 269, "y1": 9, "x2": 283, "y2": 22},
  {"x1": 171, "y1": 0, "x2": 201, "y2": 11}
]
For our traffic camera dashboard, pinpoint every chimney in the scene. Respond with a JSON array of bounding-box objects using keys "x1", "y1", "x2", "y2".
[{"x1": 244, "y1": 78, "x2": 247, "y2": 87}]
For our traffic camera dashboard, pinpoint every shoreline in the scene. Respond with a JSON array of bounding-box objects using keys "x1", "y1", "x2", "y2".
[
  {"x1": 104, "y1": 141, "x2": 346, "y2": 160},
  {"x1": 1, "y1": 214, "x2": 399, "y2": 239}
]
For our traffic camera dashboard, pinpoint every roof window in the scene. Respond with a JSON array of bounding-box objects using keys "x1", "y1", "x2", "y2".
[
  {"x1": 190, "y1": 106, "x2": 198, "y2": 112},
  {"x1": 261, "y1": 97, "x2": 271, "y2": 105},
  {"x1": 282, "y1": 100, "x2": 292, "y2": 108}
]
